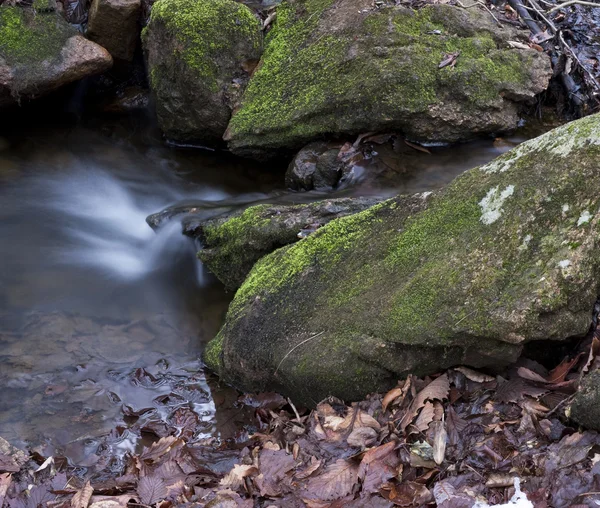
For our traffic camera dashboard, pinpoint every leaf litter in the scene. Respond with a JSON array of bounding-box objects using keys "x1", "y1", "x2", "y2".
[{"x1": 3, "y1": 325, "x2": 600, "y2": 507}]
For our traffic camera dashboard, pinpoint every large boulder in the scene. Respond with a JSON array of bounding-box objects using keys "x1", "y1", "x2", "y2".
[
  {"x1": 0, "y1": 7, "x2": 112, "y2": 107},
  {"x1": 225, "y1": 0, "x2": 551, "y2": 158},
  {"x1": 87, "y1": 0, "x2": 141, "y2": 62},
  {"x1": 143, "y1": 0, "x2": 262, "y2": 144},
  {"x1": 192, "y1": 197, "x2": 381, "y2": 291},
  {"x1": 205, "y1": 115, "x2": 600, "y2": 405}
]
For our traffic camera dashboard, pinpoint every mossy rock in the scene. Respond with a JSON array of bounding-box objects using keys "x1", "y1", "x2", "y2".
[
  {"x1": 143, "y1": 0, "x2": 262, "y2": 144},
  {"x1": 569, "y1": 370, "x2": 600, "y2": 430},
  {"x1": 0, "y1": 6, "x2": 112, "y2": 106},
  {"x1": 206, "y1": 115, "x2": 600, "y2": 405},
  {"x1": 225, "y1": 0, "x2": 551, "y2": 158},
  {"x1": 194, "y1": 197, "x2": 381, "y2": 290}
]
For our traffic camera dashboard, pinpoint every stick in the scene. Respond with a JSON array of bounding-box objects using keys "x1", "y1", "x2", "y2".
[
  {"x1": 526, "y1": 0, "x2": 557, "y2": 32},
  {"x1": 558, "y1": 30, "x2": 600, "y2": 92},
  {"x1": 547, "y1": 0, "x2": 600, "y2": 12},
  {"x1": 274, "y1": 331, "x2": 325, "y2": 375}
]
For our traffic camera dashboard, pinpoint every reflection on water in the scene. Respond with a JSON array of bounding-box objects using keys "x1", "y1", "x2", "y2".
[{"x1": 0, "y1": 108, "x2": 543, "y2": 462}]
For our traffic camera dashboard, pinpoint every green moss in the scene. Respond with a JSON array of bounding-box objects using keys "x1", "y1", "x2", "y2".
[
  {"x1": 203, "y1": 331, "x2": 224, "y2": 372},
  {"x1": 227, "y1": 2, "x2": 533, "y2": 152},
  {"x1": 0, "y1": 7, "x2": 74, "y2": 65},
  {"x1": 147, "y1": 0, "x2": 261, "y2": 90}
]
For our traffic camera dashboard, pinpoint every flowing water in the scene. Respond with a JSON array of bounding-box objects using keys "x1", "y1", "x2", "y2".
[{"x1": 0, "y1": 103, "x2": 541, "y2": 464}]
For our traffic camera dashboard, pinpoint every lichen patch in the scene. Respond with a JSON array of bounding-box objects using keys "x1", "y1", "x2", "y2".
[
  {"x1": 479, "y1": 185, "x2": 515, "y2": 225},
  {"x1": 578, "y1": 210, "x2": 592, "y2": 226}
]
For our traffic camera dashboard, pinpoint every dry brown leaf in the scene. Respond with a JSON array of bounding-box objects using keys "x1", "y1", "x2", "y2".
[
  {"x1": 347, "y1": 427, "x2": 378, "y2": 449},
  {"x1": 495, "y1": 377, "x2": 548, "y2": 403},
  {"x1": 507, "y1": 40, "x2": 531, "y2": 50},
  {"x1": 295, "y1": 457, "x2": 322, "y2": 480},
  {"x1": 399, "y1": 374, "x2": 449, "y2": 431},
  {"x1": 455, "y1": 366, "x2": 495, "y2": 383},
  {"x1": 517, "y1": 367, "x2": 549, "y2": 384},
  {"x1": 548, "y1": 354, "x2": 582, "y2": 383},
  {"x1": 303, "y1": 459, "x2": 359, "y2": 501},
  {"x1": 382, "y1": 387, "x2": 404, "y2": 412},
  {"x1": 137, "y1": 476, "x2": 168, "y2": 505},
  {"x1": 71, "y1": 481, "x2": 93, "y2": 508},
  {"x1": 358, "y1": 442, "x2": 399, "y2": 494},
  {"x1": 412, "y1": 401, "x2": 435, "y2": 433},
  {"x1": 89, "y1": 495, "x2": 137, "y2": 508},
  {"x1": 384, "y1": 481, "x2": 433, "y2": 506},
  {"x1": 220, "y1": 464, "x2": 258, "y2": 490},
  {"x1": 431, "y1": 421, "x2": 447, "y2": 465}
]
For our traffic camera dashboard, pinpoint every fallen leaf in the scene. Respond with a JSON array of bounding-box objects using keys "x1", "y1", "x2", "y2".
[
  {"x1": 412, "y1": 401, "x2": 435, "y2": 433},
  {"x1": 0, "y1": 473, "x2": 11, "y2": 508},
  {"x1": 454, "y1": 367, "x2": 495, "y2": 383},
  {"x1": 220, "y1": 464, "x2": 258, "y2": 490},
  {"x1": 71, "y1": 481, "x2": 94, "y2": 508},
  {"x1": 404, "y1": 140, "x2": 431, "y2": 154},
  {"x1": 295, "y1": 457, "x2": 322, "y2": 480},
  {"x1": 303, "y1": 459, "x2": 359, "y2": 501},
  {"x1": 432, "y1": 421, "x2": 447, "y2": 465},
  {"x1": 400, "y1": 374, "x2": 449, "y2": 431},
  {"x1": 382, "y1": 387, "x2": 404, "y2": 412},
  {"x1": 507, "y1": 40, "x2": 531, "y2": 50},
  {"x1": 347, "y1": 426, "x2": 378, "y2": 449},
  {"x1": 358, "y1": 442, "x2": 399, "y2": 494},
  {"x1": 438, "y1": 52, "x2": 459, "y2": 69},
  {"x1": 137, "y1": 476, "x2": 167, "y2": 505},
  {"x1": 486, "y1": 473, "x2": 516, "y2": 488}
]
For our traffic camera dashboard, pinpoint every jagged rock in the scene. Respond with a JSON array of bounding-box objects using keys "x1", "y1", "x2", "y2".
[
  {"x1": 142, "y1": 0, "x2": 262, "y2": 145},
  {"x1": 225, "y1": 0, "x2": 551, "y2": 159},
  {"x1": 192, "y1": 197, "x2": 381, "y2": 291},
  {"x1": 206, "y1": 115, "x2": 600, "y2": 404},
  {"x1": 87, "y1": 0, "x2": 141, "y2": 62},
  {"x1": 0, "y1": 7, "x2": 112, "y2": 107}
]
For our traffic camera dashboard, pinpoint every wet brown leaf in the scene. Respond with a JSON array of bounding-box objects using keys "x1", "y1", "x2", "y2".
[
  {"x1": 140, "y1": 437, "x2": 183, "y2": 464},
  {"x1": 412, "y1": 401, "x2": 435, "y2": 433},
  {"x1": 295, "y1": 457, "x2": 322, "y2": 480},
  {"x1": 383, "y1": 481, "x2": 432, "y2": 506},
  {"x1": 303, "y1": 459, "x2": 359, "y2": 501},
  {"x1": 432, "y1": 421, "x2": 447, "y2": 465}
]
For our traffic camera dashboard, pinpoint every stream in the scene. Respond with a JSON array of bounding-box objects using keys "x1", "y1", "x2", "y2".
[{"x1": 0, "y1": 103, "x2": 538, "y2": 465}]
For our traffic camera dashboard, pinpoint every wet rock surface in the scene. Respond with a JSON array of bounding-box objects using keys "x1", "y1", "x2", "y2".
[
  {"x1": 143, "y1": 0, "x2": 262, "y2": 145},
  {"x1": 87, "y1": 0, "x2": 141, "y2": 62},
  {"x1": 285, "y1": 141, "x2": 345, "y2": 191},
  {"x1": 225, "y1": 0, "x2": 551, "y2": 159},
  {"x1": 0, "y1": 7, "x2": 112, "y2": 107},
  {"x1": 206, "y1": 114, "x2": 600, "y2": 404},
  {"x1": 160, "y1": 197, "x2": 381, "y2": 291}
]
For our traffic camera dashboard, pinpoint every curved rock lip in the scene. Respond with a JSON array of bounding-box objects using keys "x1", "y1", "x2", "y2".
[
  {"x1": 0, "y1": 8, "x2": 112, "y2": 106},
  {"x1": 206, "y1": 114, "x2": 600, "y2": 405}
]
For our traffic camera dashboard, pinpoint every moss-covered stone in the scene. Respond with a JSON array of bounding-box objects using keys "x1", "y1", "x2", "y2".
[
  {"x1": 0, "y1": 6, "x2": 112, "y2": 106},
  {"x1": 206, "y1": 114, "x2": 600, "y2": 405},
  {"x1": 569, "y1": 370, "x2": 600, "y2": 430},
  {"x1": 225, "y1": 0, "x2": 551, "y2": 158},
  {"x1": 143, "y1": 0, "x2": 262, "y2": 144},
  {"x1": 194, "y1": 197, "x2": 381, "y2": 290}
]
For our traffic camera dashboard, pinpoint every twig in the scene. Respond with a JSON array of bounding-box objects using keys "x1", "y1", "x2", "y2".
[
  {"x1": 287, "y1": 397, "x2": 303, "y2": 424},
  {"x1": 558, "y1": 30, "x2": 600, "y2": 92},
  {"x1": 526, "y1": 0, "x2": 557, "y2": 32},
  {"x1": 274, "y1": 331, "x2": 325, "y2": 375},
  {"x1": 547, "y1": 0, "x2": 600, "y2": 12},
  {"x1": 508, "y1": 0, "x2": 545, "y2": 35}
]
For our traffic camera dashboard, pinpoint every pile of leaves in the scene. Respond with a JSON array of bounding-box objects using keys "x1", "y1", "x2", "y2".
[{"x1": 3, "y1": 327, "x2": 600, "y2": 507}]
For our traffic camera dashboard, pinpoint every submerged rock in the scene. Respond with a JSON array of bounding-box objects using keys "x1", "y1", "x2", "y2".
[
  {"x1": 194, "y1": 198, "x2": 381, "y2": 291},
  {"x1": 87, "y1": 0, "x2": 141, "y2": 62},
  {"x1": 143, "y1": 0, "x2": 262, "y2": 145},
  {"x1": 0, "y1": 7, "x2": 112, "y2": 106},
  {"x1": 225, "y1": 0, "x2": 551, "y2": 159},
  {"x1": 206, "y1": 115, "x2": 600, "y2": 404}
]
